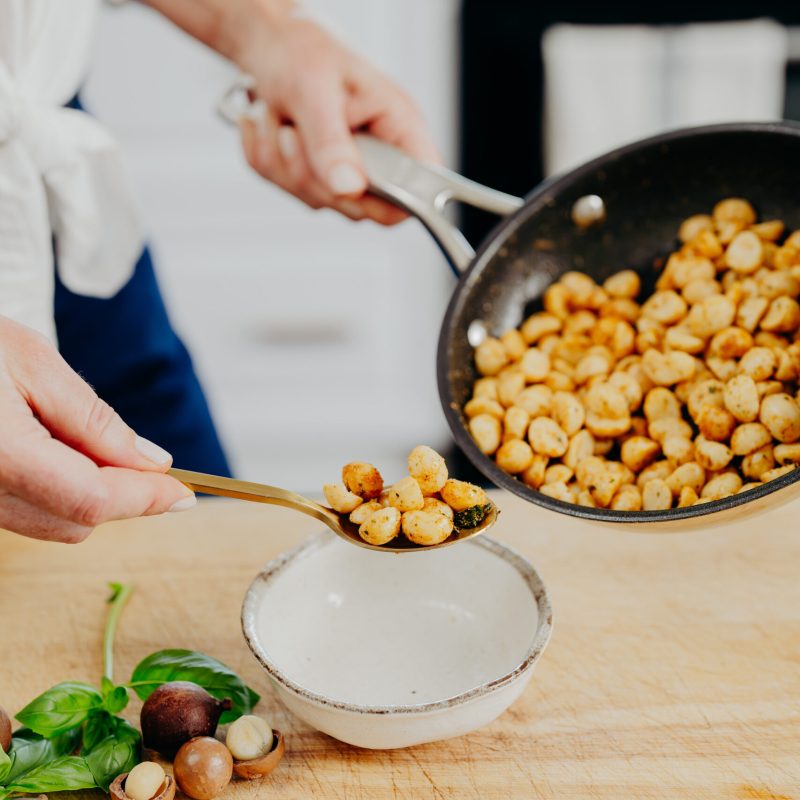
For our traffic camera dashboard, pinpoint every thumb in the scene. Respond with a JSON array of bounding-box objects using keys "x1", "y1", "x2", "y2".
[
  {"x1": 291, "y1": 75, "x2": 367, "y2": 197},
  {"x1": 15, "y1": 331, "x2": 172, "y2": 472}
]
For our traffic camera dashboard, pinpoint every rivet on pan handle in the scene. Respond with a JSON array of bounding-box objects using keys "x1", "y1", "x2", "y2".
[{"x1": 354, "y1": 134, "x2": 524, "y2": 274}]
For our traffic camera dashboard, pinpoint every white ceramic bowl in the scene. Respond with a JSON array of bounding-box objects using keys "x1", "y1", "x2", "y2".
[{"x1": 241, "y1": 532, "x2": 553, "y2": 749}]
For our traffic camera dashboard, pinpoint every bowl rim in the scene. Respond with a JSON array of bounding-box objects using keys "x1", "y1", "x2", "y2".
[{"x1": 241, "y1": 532, "x2": 553, "y2": 715}]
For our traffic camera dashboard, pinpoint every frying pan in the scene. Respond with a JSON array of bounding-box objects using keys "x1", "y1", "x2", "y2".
[{"x1": 355, "y1": 122, "x2": 800, "y2": 531}]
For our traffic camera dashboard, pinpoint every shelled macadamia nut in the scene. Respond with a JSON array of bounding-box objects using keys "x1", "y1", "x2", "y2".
[{"x1": 461, "y1": 201, "x2": 800, "y2": 511}]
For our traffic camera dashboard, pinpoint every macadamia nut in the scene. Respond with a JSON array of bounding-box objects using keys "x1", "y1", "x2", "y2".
[
  {"x1": 440, "y1": 479, "x2": 489, "y2": 511},
  {"x1": 323, "y1": 484, "x2": 363, "y2": 514},
  {"x1": 463, "y1": 203, "x2": 800, "y2": 511},
  {"x1": 407, "y1": 446, "x2": 448, "y2": 495},
  {"x1": 385, "y1": 477, "x2": 425, "y2": 513},
  {"x1": 359, "y1": 507, "x2": 402, "y2": 546},
  {"x1": 226, "y1": 715, "x2": 273, "y2": 762},
  {"x1": 402, "y1": 509, "x2": 454, "y2": 546},
  {"x1": 125, "y1": 762, "x2": 166, "y2": 800},
  {"x1": 342, "y1": 462, "x2": 383, "y2": 500}
]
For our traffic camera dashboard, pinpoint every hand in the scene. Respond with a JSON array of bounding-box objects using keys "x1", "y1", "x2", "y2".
[
  {"x1": 0, "y1": 317, "x2": 195, "y2": 543},
  {"x1": 233, "y1": 10, "x2": 441, "y2": 224}
]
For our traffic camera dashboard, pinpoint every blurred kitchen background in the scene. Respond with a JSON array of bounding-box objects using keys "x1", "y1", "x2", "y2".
[{"x1": 84, "y1": 1, "x2": 800, "y2": 492}]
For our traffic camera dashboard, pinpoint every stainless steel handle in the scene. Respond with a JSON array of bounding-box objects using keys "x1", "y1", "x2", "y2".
[
  {"x1": 354, "y1": 135, "x2": 523, "y2": 273},
  {"x1": 217, "y1": 75, "x2": 524, "y2": 273}
]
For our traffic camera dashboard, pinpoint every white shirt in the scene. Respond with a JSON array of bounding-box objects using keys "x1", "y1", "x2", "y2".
[{"x1": 0, "y1": 0, "x2": 141, "y2": 340}]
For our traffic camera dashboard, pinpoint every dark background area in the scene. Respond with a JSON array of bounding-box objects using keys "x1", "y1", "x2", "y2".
[{"x1": 460, "y1": 1, "x2": 800, "y2": 244}]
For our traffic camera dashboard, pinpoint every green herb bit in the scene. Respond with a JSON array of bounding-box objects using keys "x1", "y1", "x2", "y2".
[{"x1": 454, "y1": 503, "x2": 493, "y2": 529}]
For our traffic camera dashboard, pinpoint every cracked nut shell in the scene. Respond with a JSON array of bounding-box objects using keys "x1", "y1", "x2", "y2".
[
  {"x1": 109, "y1": 772, "x2": 176, "y2": 800},
  {"x1": 232, "y1": 729, "x2": 285, "y2": 780}
]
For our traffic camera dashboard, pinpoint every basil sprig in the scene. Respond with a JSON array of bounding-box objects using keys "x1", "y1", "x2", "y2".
[
  {"x1": 2, "y1": 583, "x2": 261, "y2": 798},
  {"x1": 129, "y1": 649, "x2": 260, "y2": 724}
]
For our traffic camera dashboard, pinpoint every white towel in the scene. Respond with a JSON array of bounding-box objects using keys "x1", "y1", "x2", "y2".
[{"x1": 543, "y1": 19, "x2": 788, "y2": 177}]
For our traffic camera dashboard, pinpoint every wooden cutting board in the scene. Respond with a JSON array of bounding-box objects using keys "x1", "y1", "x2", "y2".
[{"x1": 2, "y1": 491, "x2": 799, "y2": 800}]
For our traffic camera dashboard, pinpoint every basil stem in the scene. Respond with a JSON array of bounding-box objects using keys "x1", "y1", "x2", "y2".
[{"x1": 103, "y1": 583, "x2": 133, "y2": 684}]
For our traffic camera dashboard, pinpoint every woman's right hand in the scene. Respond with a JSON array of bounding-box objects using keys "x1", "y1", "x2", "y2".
[{"x1": 0, "y1": 316, "x2": 195, "y2": 543}]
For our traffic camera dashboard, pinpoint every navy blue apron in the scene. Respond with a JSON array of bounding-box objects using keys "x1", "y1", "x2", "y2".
[{"x1": 55, "y1": 96, "x2": 231, "y2": 476}]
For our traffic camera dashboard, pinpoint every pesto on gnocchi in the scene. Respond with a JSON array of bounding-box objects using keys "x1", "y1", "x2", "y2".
[
  {"x1": 466, "y1": 199, "x2": 800, "y2": 511},
  {"x1": 323, "y1": 446, "x2": 493, "y2": 546}
]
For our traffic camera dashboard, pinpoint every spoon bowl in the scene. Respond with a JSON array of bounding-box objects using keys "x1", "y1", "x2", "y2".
[{"x1": 168, "y1": 468, "x2": 497, "y2": 553}]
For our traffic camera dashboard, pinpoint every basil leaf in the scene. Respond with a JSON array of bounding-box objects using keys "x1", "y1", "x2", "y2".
[
  {"x1": 110, "y1": 718, "x2": 141, "y2": 747},
  {"x1": 85, "y1": 729, "x2": 139, "y2": 792},
  {"x1": 16, "y1": 682, "x2": 103, "y2": 737},
  {"x1": 245, "y1": 686, "x2": 260, "y2": 710},
  {"x1": 3, "y1": 755, "x2": 97, "y2": 794},
  {"x1": 4, "y1": 727, "x2": 81, "y2": 784},
  {"x1": 0, "y1": 748, "x2": 10, "y2": 784},
  {"x1": 129, "y1": 649, "x2": 259, "y2": 723},
  {"x1": 82, "y1": 712, "x2": 114, "y2": 755},
  {"x1": 103, "y1": 687, "x2": 129, "y2": 715},
  {"x1": 82, "y1": 714, "x2": 140, "y2": 757}
]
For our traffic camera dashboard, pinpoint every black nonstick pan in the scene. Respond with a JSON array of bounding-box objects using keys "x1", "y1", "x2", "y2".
[{"x1": 356, "y1": 122, "x2": 800, "y2": 531}]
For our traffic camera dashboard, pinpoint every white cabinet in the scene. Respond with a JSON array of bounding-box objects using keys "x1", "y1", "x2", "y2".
[{"x1": 84, "y1": 0, "x2": 460, "y2": 490}]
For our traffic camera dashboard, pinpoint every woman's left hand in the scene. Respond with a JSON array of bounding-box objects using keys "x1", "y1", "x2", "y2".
[{"x1": 232, "y1": 10, "x2": 441, "y2": 224}]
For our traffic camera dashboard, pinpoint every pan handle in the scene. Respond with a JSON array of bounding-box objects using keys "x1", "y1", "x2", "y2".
[
  {"x1": 354, "y1": 135, "x2": 524, "y2": 274},
  {"x1": 217, "y1": 75, "x2": 523, "y2": 273}
]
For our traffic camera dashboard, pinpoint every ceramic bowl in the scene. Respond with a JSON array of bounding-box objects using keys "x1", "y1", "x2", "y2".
[{"x1": 241, "y1": 532, "x2": 553, "y2": 749}]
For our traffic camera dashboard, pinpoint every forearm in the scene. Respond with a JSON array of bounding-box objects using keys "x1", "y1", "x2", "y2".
[{"x1": 140, "y1": 0, "x2": 294, "y2": 63}]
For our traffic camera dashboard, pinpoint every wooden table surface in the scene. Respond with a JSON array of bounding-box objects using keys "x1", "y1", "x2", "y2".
[{"x1": 2, "y1": 491, "x2": 800, "y2": 800}]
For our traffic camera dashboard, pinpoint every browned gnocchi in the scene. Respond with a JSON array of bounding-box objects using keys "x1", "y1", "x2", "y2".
[
  {"x1": 465, "y1": 199, "x2": 800, "y2": 510},
  {"x1": 324, "y1": 448, "x2": 492, "y2": 546}
]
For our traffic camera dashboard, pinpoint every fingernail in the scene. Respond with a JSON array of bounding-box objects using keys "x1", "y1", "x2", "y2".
[
  {"x1": 339, "y1": 199, "x2": 365, "y2": 219},
  {"x1": 135, "y1": 436, "x2": 172, "y2": 466},
  {"x1": 328, "y1": 163, "x2": 365, "y2": 195},
  {"x1": 277, "y1": 126, "x2": 297, "y2": 160},
  {"x1": 169, "y1": 493, "x2": 197, "y2": 513}
]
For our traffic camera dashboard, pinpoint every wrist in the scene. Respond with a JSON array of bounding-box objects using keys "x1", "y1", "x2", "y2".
[{"x1": 221, "y1": 0, "x2": 297, "y2": 67}]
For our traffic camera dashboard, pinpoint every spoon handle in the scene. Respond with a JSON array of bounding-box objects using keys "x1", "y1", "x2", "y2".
[{"x1": 168, "y1": 468, "x2": 337, "y2": 526}]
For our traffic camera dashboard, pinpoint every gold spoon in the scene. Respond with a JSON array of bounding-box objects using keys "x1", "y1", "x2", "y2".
[{"x1": 168, "y1": 468, "x2": 497, "y2": 553}]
